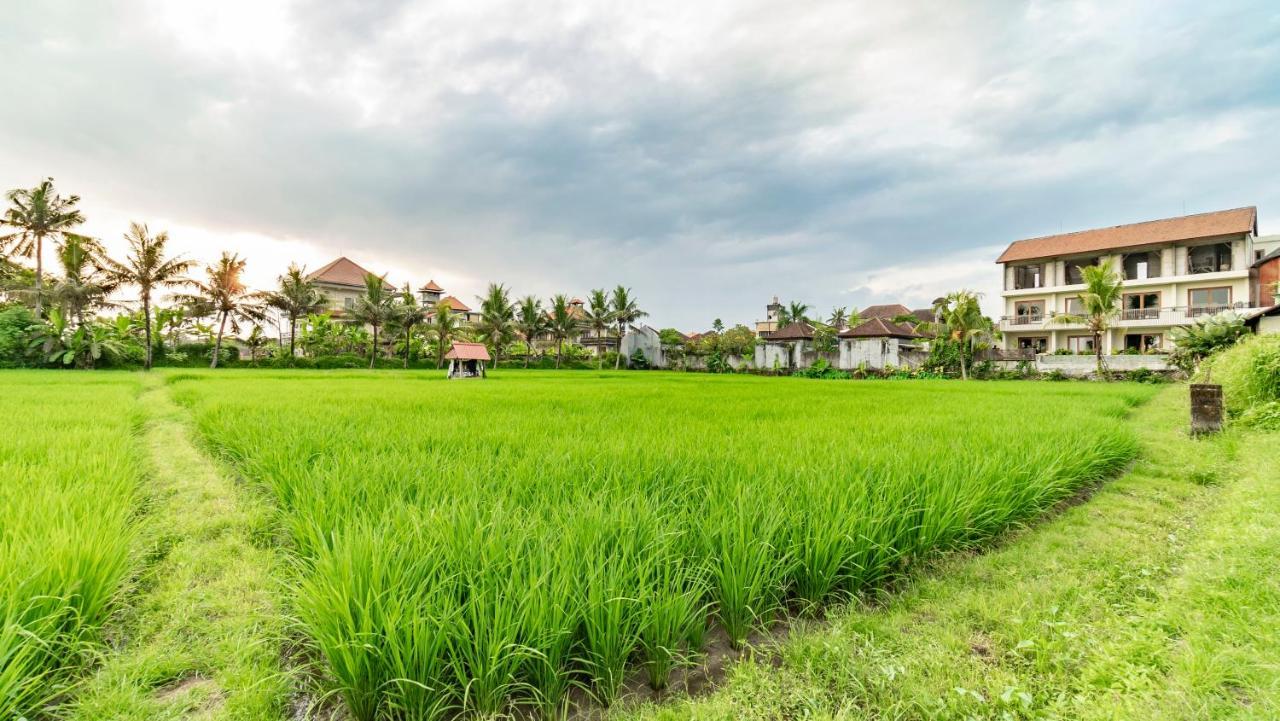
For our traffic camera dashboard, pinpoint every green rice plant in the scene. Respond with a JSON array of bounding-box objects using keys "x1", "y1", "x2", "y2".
[
  {"x1": 172, "y1": 371, "x2": 1153, "y2": 718},
  {"x1": 0, "y1": 373, "x2": 141, "y2": 718}
]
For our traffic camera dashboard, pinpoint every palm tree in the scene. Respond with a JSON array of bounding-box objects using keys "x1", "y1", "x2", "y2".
[
  {"x1": 266, "y1": 263, "x2": 328, "y2": 361},
  {"x1": 474, "y1": 282, "x2": 515, "y2": 364},
  {"x1": 182, "y1": 252, "x2": 265, "y2": 369},
  {"x1": 610, "y1": 285, "x2": 646, "y2": 369},
  {"x1": 1052, "y1": 264, "x2": 1123, "y2": 377},
  {"x1": 776, "y1": 301, "x2": 810, "y2": 328},
  {"x1": 101, "y1": 223, "x2": 193, "y2": 370},
  {"x1": 0, "y1": 178, "x2": 85, "y2": 317},
  {"x1": 349, "y1": 273, "x2": 396, "y2": 369},
  {"x1": 828, "y1": 306, "x2": 849, "y2": 330},
  {"x1": 390, "y1": 284, "x2": 426, "y2": 368},
  {"x1": 48, "y1": 234, "x2": 119, "y2": 328},
  {"x1": 515, "y1": 295, "x2": 546, "y2": 368},
  {"x1": 930, "y1": 290, "x2": 995, "y2": 381},
  {"x1": 582, "y1": 288, "x2": 615, "y2": 369},
  {"x1": 547, "y1": 294, "x2": 581, "y2": 369},
  {"x1": 242, "y1": 325, "x2": 269, "y2": 364},
  {"x1": 428, "y1": 298, "x2": 460, "y2": 368}
]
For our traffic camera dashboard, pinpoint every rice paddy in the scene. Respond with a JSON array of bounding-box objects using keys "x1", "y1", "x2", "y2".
[
  {"x1": 0, "y1": 373, "x2": 142, "y2": 717},
  {"x1": 164, "y1": 371, "x2": 1154, "y2": 719}
]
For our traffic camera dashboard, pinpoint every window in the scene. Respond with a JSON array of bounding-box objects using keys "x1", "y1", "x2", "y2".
[
  {"x1": 1187, "y1": 243, "x2": 1232, "y2": 274},
  {"x1": 1067, "y1": 335, "x2": 1094, "y2": 353},
  {"x1": 1065, "y1": 257, "x2": 1100, "y2": 285},
  {"x1": 1013, "y1": 264, "x2": 1044, "y2": 289},
  {"x1": 1122, "y1": 292, "x2": 1160, "y2": 320},
  {"x1": 1122, "y1": 251, "x2": 1161, "y2": 280},
  {"x1": 1188, "y1": 287, "x2": 1231, "y2": 316},
  {"x1": 1014, "y1": 300, "x2": 1044, "y2": 324},
  {"x1": 1064, "y1": 297, "x2": 1083, "y2": 316},
  {"x1": 1124, "y1": 333, "x2": 1163, "y2": 353},
  {"x1": 344, "y1": 297, "x2": 355, "y2": 310},
  {"x1": 1017, "y1": 336, "x2": 1048, "y2": 353}
]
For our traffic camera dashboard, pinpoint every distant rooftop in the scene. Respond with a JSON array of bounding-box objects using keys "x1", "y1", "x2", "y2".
[{"x1": 307, "y1": 257, "x2": 394, "y2": 289}]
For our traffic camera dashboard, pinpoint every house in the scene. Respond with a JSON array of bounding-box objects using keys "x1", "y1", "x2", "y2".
[
  {"x1": 995, "y1": 207, "x2": 1268, "y2": 355},
  {"x1": 444, "y1": 341, "x2": 490, "y2": 379},
  {"x1": 435, "y1": 295, "x2": 482, "y2": 324},
  {"x1": 619, "y1": 324, "x2": 665, "y2": 367},
  {"x1": 307, "y1": 257, "x2": 395, "y2": 315},
  {"x1": 1253, "y1": 245, "x2": 1280, "y2": 308},
  {"x1": 755, "y1": 296, "x2": 783, "y2": 335},
  {"x1": 838, "y1": 317, "x2": 926, "y2": 370},
  {"x1": 754, "y1": 321, "x2": 816, "y2": 370}
]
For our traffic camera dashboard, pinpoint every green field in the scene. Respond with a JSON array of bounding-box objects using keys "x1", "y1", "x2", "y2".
[{"x1": 160, "y1": 371, "x2": 1151, "y2": 719}]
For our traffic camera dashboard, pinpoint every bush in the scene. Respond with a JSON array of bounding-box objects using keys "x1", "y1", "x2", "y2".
[
  {"x1": 1199, "y1": 333, "x2": 1280, "y2": 416},
  {"x1": 627, "y1": 349, "x2": 649, "y2": 370},
  {"x1": 1123, "y1": 368, "x2": 1168, "y2": 384},
  {"x1": 0, "y1": 305, "x2": 37, "y2": 367},
  {"x1": 794, "y1": 358, "x2": 850, "y2": 380},
  {"x1": 1044, "y1": 370, "x2": 1068, "y2": 382}
]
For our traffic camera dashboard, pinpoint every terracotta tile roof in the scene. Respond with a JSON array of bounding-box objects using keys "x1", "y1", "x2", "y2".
[
  {"x1": 418, "y1": 279, "x2": 444, "y2": 292},
  {"x1": 766, "y1": 321, "x2": 815, "y2": 341},
  {"x1": 570, "y1": 297, "x2": 584, "y2": 305},
  {"x1": 860, "y1": 303, "x2": 912, "y2": 320},
  {"x1": 307, "y1": 257, "x2": 394, "y2": 289},
  {"x1": 440, "y1": 295, "x2": 471, "y2": 312},
  {"x1": 444, "y1": 342, "x2": 491, "y2": 361},
  {"x1": 910, "y1": 308, "x2": 935, "y2": 323},
  {"x1": 997, "y1": 206, "x2": 1257, "y2": 264},
  {"x1": 839, "y1": 317, "x2": 922, "y2": 339}
]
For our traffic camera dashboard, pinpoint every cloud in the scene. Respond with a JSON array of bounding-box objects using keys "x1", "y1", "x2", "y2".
[{"x1": 1, "y1": 0, "x2": 1278, "y2": 329}]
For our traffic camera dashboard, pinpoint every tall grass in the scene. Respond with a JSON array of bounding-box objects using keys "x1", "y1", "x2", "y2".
[
  {"x1": 175, "y1": 371, "x2": 1153, "y2": 719},
  {"x1": 0, "y1": 374, "x2": 141, "y2": 718}
]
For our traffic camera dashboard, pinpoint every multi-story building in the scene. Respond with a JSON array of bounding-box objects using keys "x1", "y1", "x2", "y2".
[
  {"x1": 995, "y1": 207, "x2": 1266, "y2": 354},
  {"x1": 307, "y1": 256, "x2": 395, "y2": 316}
]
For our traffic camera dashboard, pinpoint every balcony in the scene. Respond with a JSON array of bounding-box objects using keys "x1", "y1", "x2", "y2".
[{"x1": 1000, "y1": 305, "x2": 1260, "y2": 331}]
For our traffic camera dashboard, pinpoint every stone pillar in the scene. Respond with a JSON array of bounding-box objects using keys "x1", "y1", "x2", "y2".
[
  {"x1": 1161, "y1": 247, "x2": 1175, "y2": 278},
  {"x1": 1190, "y1": 384, "x2": 1223, "y2": 435}
]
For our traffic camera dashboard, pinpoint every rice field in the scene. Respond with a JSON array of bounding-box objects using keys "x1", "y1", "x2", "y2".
[
  {"x1": 0, "y1": 374, "x2": 142, "y2": 718},
  {"x1": 170, "y1": 371, "x2": 1155, "y2": 719}
]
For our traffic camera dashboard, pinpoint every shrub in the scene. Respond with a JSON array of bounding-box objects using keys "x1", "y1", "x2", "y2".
[
  {"x1": 1200, "y1": 333, "x2": 1280, "y2": 416},
  {"x1": 0, "y1": 305, "x2": 37, "y2": 367},
  {"x1": 794, "y1": 359, "x2": 850, "y2": 380},
  {"x1": 627, "y1": 349, "x2": 650, "y2": 370},
  {"x1": 1044, "y1": 369, "x2": 1068, "y2": 382},
  {"x1": 1169, "y1": 312, "x2": 1248, "y2": 372}
]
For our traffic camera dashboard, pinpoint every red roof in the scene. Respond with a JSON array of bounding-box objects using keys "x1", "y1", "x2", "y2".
[
  {"x1": 997, "y1": 207, "x2": 1257, "y2": 264},
  {"x1": 570, "y1": 297, "x2": 584, "y2": 305},
  {"x1": 839, "y1": 317, "x2": 922, "y2": 339},
  {"x1": 307, "y1": 257, "x2": 394, "y2": 289},
  {"x1": 440, "y1": 295, "x2": 471, "y2": 312},
  {"x1": 418, "y1": 279, "x2": 444, "y2": 292},
  {"x1": 444, "y1": 342, "x2": 491, "y2": 361},
  {"x1": 859, "y1": 304, "x2": 912, "y2": 320},
  {"x1": 766, "y1": 321, "x2": 815, "y2": 341}
]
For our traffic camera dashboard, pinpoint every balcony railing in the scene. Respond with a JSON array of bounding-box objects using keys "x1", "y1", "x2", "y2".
[
  {"x1": 1003, "y1": 313, "x2": 1044, "y2": 325},
  {"x1": 1121, "y1": 308, "x2": 1160, "y2": 320},
  {"x1": 1001, "y1": 305, "x2": 1254, "y2": 328}
]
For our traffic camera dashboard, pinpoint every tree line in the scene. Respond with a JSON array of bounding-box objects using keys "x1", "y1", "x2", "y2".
[{"x1": 0, "y1": 178, "x2": 647, "y2": 370}]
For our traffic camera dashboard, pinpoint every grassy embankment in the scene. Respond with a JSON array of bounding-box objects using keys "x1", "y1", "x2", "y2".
[
  {"x1": 620, "y1": 383, "x2": 1280, "y2": 720},
  {"x1": 172, "y1": 371, "x2": 1153, "y2": 719}
]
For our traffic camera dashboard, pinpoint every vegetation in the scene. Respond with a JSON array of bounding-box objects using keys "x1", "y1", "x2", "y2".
[
  {"x1": 349, "y1": 273, "x2": 397, "y2": 369},
  {"x1": 266, "y1": 263, "x2": 328, "y2": 361},
  {"x1": 1169, "y1": 311, "x2": 1248, "y2": 373},
  {"x1": 101, "y1": 223, "x2": 193, "y2": 369},
  {"x1": 610, "y1": 286, "x2": 646, "y2": 369},
  {"x1": 181, "y1": 252, "x2": 265, "y2": 368},
  {"x1": 0, "y1": 373, "x2": 141, "y2": 718},
  {"x1": 923, "y1": 291, "x2": 996, "y2": 380},
  {"x1": 1198, "y1": 332, "x2": 1280, "y2": 418},
  {"x1": 1, "y1": 178, "x2": 86, "y2": 317},
  {"x1": 1053, "y1": 264, "x2": 1123, "y2": 376},
  {"x1": 174, "y1": 372, "x2": 1151, "y2": 719}
]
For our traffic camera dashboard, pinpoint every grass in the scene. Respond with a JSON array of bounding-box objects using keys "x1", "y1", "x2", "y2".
[
  {"x1": 0, "y1": 373, "x2": 142, "y2": 718},
  {"x1": 165, "y1": 370, "x2": 1155, "y2": 719},
  {"x1": 618, "y1": 383, "x2": 1280, "y2": 720}
]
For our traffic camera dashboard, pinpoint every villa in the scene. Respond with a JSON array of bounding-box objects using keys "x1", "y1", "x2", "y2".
[
  {"x1": 307, "y1": 257, "x2": 395, "y2": 315},
  {"x1": 995, "y1": 207, "x2": 1270, "y2": 355}
]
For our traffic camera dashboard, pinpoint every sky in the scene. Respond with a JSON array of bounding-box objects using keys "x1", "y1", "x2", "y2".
[{"x1": 2, "y1": 0, "x2": 1278, "y2": 330}]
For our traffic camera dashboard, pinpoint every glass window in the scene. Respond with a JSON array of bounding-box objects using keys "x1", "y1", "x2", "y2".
[
  {"x1": 344, "y1": 297, "x2": 355, "y2": 310},
  {"x1": 1014, "y1": 264, "x2": 1044, "y2": 289},
  {"x1": 1067, "y1": 336, "x2": 1094, "y2": 353},
  {"x1": 1017, "y1": 336, "x2": 1048, "y2": 352},
  {"x1": 1189, "y1": 287, "x2": 1230, "y2": 309},
  {"x1": 1124, "y1": 334, "x2": 1163, "y2": 352},
  {"x1": 1122, "y1": 292, "x2": 1160, "y2": 320},
  {"x1": 1014, "y1": 300, "x2": 1044, "y2": 323},
  {"x1": 1064, "y1": 297, "x2": 1083, "y2": 315},
  {"x1": 1188, "y1": 243, "x2": 1232, "y2": 274}
]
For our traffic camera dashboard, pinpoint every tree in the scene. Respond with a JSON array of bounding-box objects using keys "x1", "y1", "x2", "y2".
[
  {"x1": 349, "y1": 273, "x2": 396, "y2": 369},
  {"x1": 182, "y1": 252, "x2": 265, "y2": 368},
  {"x1": 928, "y1": 291, "x2": 995, "y2": 381},
  {"x1": 515, "y1": 295, "x2": 546, "y2": 368},
  {"x1": 267, "y1": 264, "x2": 328, "y2": 362},
  {"x1": 610, "y1": 286, "x2": 646, "y2": 369},
  {"x1": 48, "y1": 234, "x2": 118, "y2": 328},
  {"x1": 156, "y1": 306, "x2": 186, "y2": 349},
  {"x1": 101, "y1": 223, "x2": 193, "y2": 370},
  {"x1": 547, "y1": 294, "x2": 581, "y2": 369},
  {"x1": 428, "y1": 299, "x2": 459, "y2": 369},
  {"x1": 1052, "y1": 265, "x2": 1123, "y2": 377},
  {"x1": 474, "y1": 282, "x2": 515, "y2": 365},
  {"x1": 582, "y1": 288, "x2": 615, "y2": 369},
  {"x1": 777, "y1": 301, "x2": 810, "y2": 328},
  {"x1": 242, "y1": 325, "x2": 269, "y2": 364},
  {"x1": 712, "y1": 318, "x2": 725, "y2": 333},
  {"x1": 0, "y1": 178, "x2": 85, "y2": 317},
  {"x1": 828, "y1": 307, "x2": 848, "y2": 330},
  {"x1": 391, "y1": 284, "x2": 427, "y2": 368}
]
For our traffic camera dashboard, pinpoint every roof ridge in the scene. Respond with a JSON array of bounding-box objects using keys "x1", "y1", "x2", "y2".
[{"x1": 1010, "y1": 206, "x2": 1256, "y2": 246}]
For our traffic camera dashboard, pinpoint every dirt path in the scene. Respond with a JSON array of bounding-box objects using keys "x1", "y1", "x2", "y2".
[{"x1": 70, "y1": 374, "x2": 290, "y2": 721}]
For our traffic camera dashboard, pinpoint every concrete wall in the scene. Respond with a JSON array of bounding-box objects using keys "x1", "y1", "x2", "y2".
[
  {"x1": 620, "y1": 327, "x2": 665, "y2": 368},
  {"x1": 837, "y1": 338, "x2": 925, "y2": 370},
  {"x1": 1035, "y1": 353, "x2": 1171, "y2": 377},
  {"x1": 1259, "y1": 315, "x2": 1280, "y2": 335}
]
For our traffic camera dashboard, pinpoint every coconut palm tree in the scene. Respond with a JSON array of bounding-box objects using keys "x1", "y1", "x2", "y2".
[
  {"x1": 828, "y1": 306, "x2": 849, "y2": 330},
  {"x1": 515, "y1": 295, "x2": 546, "y2": 368},
  {"x1": 0, "y1": 178, "x2": 85, "y2": 317},
  {"x1": 47, "y1": 234, "x2": 119, "y2": 328},
  {"x1": 349, "y1": 272, "x2": 396, "y2": 369},
  {"x1": 582, "y1": 288, "x2": 615, "y2": 369},
  {"x1": 266, "y1": 263, "x2": 328, "y2": 361},
  {"x1": 929, "y1": 290, "x2": 995, "y2": 381},
  {"x1": 181, "y1": 252, "x2": 265, "y2": 368},
  {"x1": 100, "y1": 223, "x2": 193, "y2": 369},
  {"x1": 428, "y1": 299, "x2": 459, "y2": 368},
  {"x1": 609, "y1": 286, "x2": 646, "y2": 369},
  {"x1": 776, "y1": 301, "x2": 810, "y2": 328},
  {"x1": 1052, "y1": 264, "x2": 1123, "y2": 377},
  {"x1": 474, "y1": 282, "x2": 515, "y2": 364},
  {"x1": 548, "y1": 294, "x2": 581, "y2": 369},
  {"x1": 387, "y1": 284, "x2": 426, "y2": 368}
]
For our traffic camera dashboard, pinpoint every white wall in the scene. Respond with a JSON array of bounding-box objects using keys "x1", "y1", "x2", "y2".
[{"x1": 838, "y1": 337, "x2": 913, "y2": 369}]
